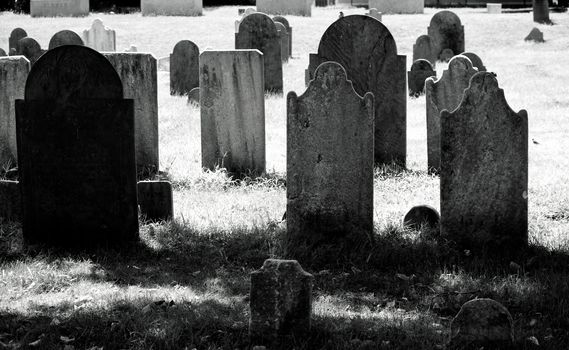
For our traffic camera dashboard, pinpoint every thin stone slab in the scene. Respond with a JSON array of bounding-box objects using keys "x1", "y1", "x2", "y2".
[
  {"x1": 369, "y1": 0, "x2": 423, "y2": 14},
  {"x1": 235, "y1": 13, "x2": 283, "y2": 93},
  {"x1": 257, "y1": 0, "x2": 311, "y2": 16},
  {"x1": 16, "y1": 37, "x2": 44, "y2": 66},
  {"x1": 413, "y1": 35, "x2": 436, "y2": 65},
  {"x1": 82, "y1": 19, "x2": 116, "y2": 52},
  {"x1": 403, "y1": 205, "x2": 440, "y2": 230},
  {"x1": 287, "y1": 62, "x2": 374, "y2": 256},
  {"x1": 310, "y1": 15, "x2": 406, "y2": 166},
  {"x1": 0, "y1": 56, "x2": 30, "y2": 166},
  {"x1": 137, "y1": 181, "x2": 174, "y2": 221},
  {"x1": 273, "y1": 16, "x2": 292, "y2": 57},
  {"x1": 408, "y1": 59, "x2": 435, "y2": 97},
  {"x1": 275, "y1": 22, "x2": 289, "y2": 63},
  {"x1": 525, "y1": 27, "x2": 545, "y2": 43},
  {"x1": 48, "y1": 30, "x2": 84, "y2": 50},
  {"x1": 428, "y1": 11, "x2": 465, "y2": 62},
  {"x1": 103, "y1": 53, "x2": 159, "y2": 176},
  {"x1": 533, "y1": 0, "x2": 550, "y2": 24},
  {"x1": 250, "y1": 259, "x2": 313, "y2": 345},
  {"x1": 170, "y1": 40, "x2": 199, "y2": 96},
  {"x1": 16, "y1": 46, "x2": 138, "y2": 247},
  {"x1": 187, "y1": 87, "x2": 199, "y2": 106},
  {"x1": 30, "y1": 0, "x2": 89, "y2": 17},
  {"x1": 200, "y1": 50, "x2": 265, "y2": 176},
  {"x1": 141, "y1": 0, "x2": 203, "y2": 16},
  {"x1": 9, "y1": 28, "x2": 27, "y2": 54},
  {"x1": 0, "y1": 180, "x2": 21, "y2": 222},
  {"x1": 440, "y1": 72, "x2": 528, "y2": 249},
  {"x1": 426, "y1": 55, "x2": 477, "y2": 172},
  {"x1": 461, "y1": 52, "x2": 486, "y2": 71}
]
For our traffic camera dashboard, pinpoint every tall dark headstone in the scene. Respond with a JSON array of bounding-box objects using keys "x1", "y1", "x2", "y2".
[
  {"x1": 235, "y1": 13, "x2": 283, "y2": 93},
  {"x1": 16, "y1": 46, "x2": 138, "y2": 247},
  {"x1": 413, "y1": 34, "x2": 436, "y2": 65},
  {"x1": 428, "y1": 11, "x2": 465, "y2": 62},
  {"x1": 440, "y1": 72, "x2": 528, "y2": 249},
  {"x1": 9, "y1": 28, "x2": 27, "y2": 55},
  {"x1": 408, "y1": 59, "x2": 435, "y2": 97},
  {"x1": 273, "y1": 16, "x2": 292, "y2": 57},
  {"x1": 170, "y1": 40, "x2": 199, "y2": 96},
  {"x1": 533, "y1": 0, "x2": 550, "y2": 24},
  {"x1": 137, "y1": 181, "x2": 174, "y2": 221},
  {"x1": 48, "y1": 30, "x2": 84, "y2": 50},
  {"x1": 16, "y1": 37, "x2": 44, "y2": 66}
]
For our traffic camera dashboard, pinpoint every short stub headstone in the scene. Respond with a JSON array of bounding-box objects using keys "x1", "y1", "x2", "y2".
[
  {"x1": 428, "y1": 11, "x2": 465, "y2": 62},
  {"x1": 525, "y1": 28, "x2": 545, "y2": 43},
  {"x1": 256, "y1": 0, "x2": 312, "y2": 17},
  {"x1": 187, "y1": 87, "x2": 199, "y2": 106},
  {"x1": 275, "y1": 22, "x2": 290, "y2": 63},
  {"x1": 141, "y1": 0, "x2": 203, "y2": 16},
  {"x1": 200, "y1": 50, "x2": 265, "y2": 176},
  {"x1": 48, "y1": 30, "x2": 84, "y2": 50},
  {"x1": 533, "y1": 0, "x2": 550, "y2": 24},
  {"x1": 137, "y1": 181, "x2": 174, "y2": 221},
  {"x1": 440, "y1": 72, "x2": 528, "y2": 249},
  {"x1": 170, "y1": 40, "x2": 199, "y2": 96},
  {"x1": 16, "y1": 37, "x2": 44, "y2": 66},
  {"x1": 413, "y1": 34, "x2": 436, "y2": 66},
  {"x1": 403, "y1": 205, "x2": 440, "y2": 230},
  {"x1": 16, "y1": 46, "x2": 138, "y2": 247},
  {"x1": 30, "y1": 0, "x2": 89, "y2": 17},
  {"x1": 487, "y1": 3, "x2": 502, "y2": 14},
  {"x1": 408, "y1": 59, "x2": 435, "y2": 97},
  {"x1": 0, "y1": 180, "x2": 22, "y2": 222},
  {"x1": 250, "y1": 259, "x2": 314, "y2": 346},
  {"x1": 461, "y1": 52, "x2": 486, "y2": 71},
  {"x1": 368, "y1": 8, "x2": 382, "y2": 21},
  {"x1": 9, "y1": 28, "x2": 27, "y2": 54},
  {"x1": 82, "y1": 18, "x2": 116, "y2": 52},
  {"x1": 273, "y1": 16, "x2": 292, "y2": 57}
]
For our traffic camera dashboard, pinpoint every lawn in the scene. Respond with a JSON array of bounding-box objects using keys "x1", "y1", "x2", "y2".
[{"x1": 1, "y1": 5, "x2": 569, "y2": 349}]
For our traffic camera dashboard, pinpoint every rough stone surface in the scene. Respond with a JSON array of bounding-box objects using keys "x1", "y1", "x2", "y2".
[
  {"x1": 16, "y1": 46, "x2": 138, "y2": 246},
  {"x1": 413, "y1": 34, "x2": 436, "y2": 65},
  {"x1": 48, "y1": 30, "x2": 84, "y2": 50},
  {"x1": 141, "y1": 0, "x2": 203, "y2": 16},
  {"x1": 0, "y1": 57, "x2": 29, "y2": 167},
  {"x1": 440, "y1": 48, "x2": 454, "y2": 62},
  {"x1": 170, "y1": 40, "x2": 199, "y2": 96},
  {"x1": 310, "y1": 15, "x2": 406, "y2": 166},
  {"x1": 30, "y1": 0, "x2": 89, "y2": 17},
  {"x1": 408, "y1": 59, "x2": 435, "y2": 97},
  {"x1": 440, "y1": 72, "x2": 528, "y2": 248},
  {"x1": 275, "y1": 22, "x2": 289, "y2": 63},
  {"x1": 103, "y1": 52, "x2": 159, "y2": 176},
  {"x1": 487, "y1": 3, "x2": 502, "y2": 13},
  {"x1": 235, "y1": 13, "x2": 283, "y2": 93},
  {"x1": 250, "y1": 259, "x2": 313, "y2": 345},
  {"x1": 187, "y1": 87, "x2": 199, "y2": 105},
  {"x1": 9, "y1": 28, "x2": 27, "y2": 54},
  {"x1": 273, "y1": 16, "x2": 292, "y2": 57},
  {"x1": 428, "y1": 11, "x2": 465, "y2": 62},
  {"x1": 0, "y1": 180, "x2": 21, "y2": 222},
  {"x1": 368, "y1": 0, "x2": 423, "y2": 14},
  {"x1": 450, "y1": 299, "x2": 514, "y2": 347},
  {"x1": 287, "y1": 62, "x2": 374, "y2": 255},
  {"x1": 533, "y1": 0, "x2": 550, "y2": 24},
  {"x1": 16, "y1": 37, "x2": 44, "y2": 66},
  {"x1": 525, "y1": 27, "x2": 545, "y2": 43},
  {"x1": 426, "y1": 55, "x2": 477, "y2": 172},
  {"x1": 257, "y1": 0, "x2": 312, "y2": 16},
  {"x1": 137, "y1": 181, "x2": 174, "y2": 221},
  {"x1": 82, "y1": 18, "x2": 116, "y2": 52},
  {"x1": 461, "y1": 52, "x2": 486, "y2": 71},
  {"x1": 200, "y1": 50, "x2": 265, "y2": 176},
  {"x1": 403, "y1": 205, "x2": 440, "y2": 230}
]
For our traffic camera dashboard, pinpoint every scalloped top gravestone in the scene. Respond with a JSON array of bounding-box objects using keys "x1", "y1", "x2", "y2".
[
  {"x1": 408, "y1": 59, "x2": 435, "y2": 97},
  {"x1": 170, "y1": 40, "x2": 199, "y2": 96},
  {"x1": 9, "y1": 28, "x2": 27, "y2": 55},
  {"x1": 16, "y1": 46, "x2": 138, "y2": 247},
  {"x1": 287, "y1": 62, "x2": 374, "y2": 259},
  {"x1": 48, "y1": 30, "x2": 84, "y2": 50},
  {"x1": 428, "y1": 11, "x2": 464, "y2": 62},
  {"x1": 236, "y1": 13, "x2": 283, "y2": 93},
  {"x1": 426, "y1": 55, "x2": 478, "y2": 172},
  {"x1": 275, "y1": 22, "x2": 289, "y2": 62},
  {"x1": 461, "y1": 52, "x2": 486, "y2": 72},
  {"x1": 440, "y1": 72, "x2": 528, "y2": 249},
  {"x1": 82, "y1": 18, "x2": 116, "y2": 52},
  {"x1": 307, "y1": 15, "x2": 406, "y2": 166},
  {"x1": 273, "y1": 16, "x2": 292, "y2": 57},
  {"x1": 16, "y1": 37, "x2": 44, "y2": 66}
]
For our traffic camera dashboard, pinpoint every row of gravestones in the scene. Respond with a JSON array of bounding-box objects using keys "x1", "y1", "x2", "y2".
[{"x1": 28, "y1": 0, "x2": 202, "y2": 17}]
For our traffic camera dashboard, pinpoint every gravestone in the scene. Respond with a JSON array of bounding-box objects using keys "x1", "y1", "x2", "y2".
[
  {"x1": 440, "y1": 72, "x2": 528, "y2": 249},
  {"x1": 275, "y1": 22, "x2": 290, "y2": 63},
  {"x1": 440, "y1": 48, "x2": 454, "y2": 62},
  {"x1": 461, "y1": 52, "x2": 486, "y2": 71},
  {"x1": 0, "y1": 49, "x2": 5, "y2": 57},
  {"x1": 257, "y1": 0, "x2": 312, "y2": 16},
  {"x1": 428, "y1": 11, "x2": 465, "y2": 62},
  {"x1": 141, "y1": 0, "x2": 203, "y2": 16},
  {"x1": 250, "y1": 259, "x2": 313, "y2": 346},
  {"x1": 408, "y1": 59, "x2": 435, "y2": 97},
  {"x1": 525, "y1": 28, "x2": 545, "y2": 43},
  {"x1": 16, "y1": 45, "x2": 138, "y2": 246},
  {"x1": 200, "y1": 50, "x2": 265, "y2": 176},
  {"x1": 307, "y1": 15, "x2": 406, "y2": 166},
  {"x1": 0, "y1": 180, "x2": 21, "y2": 222},
  {"x1": 170, "y1": 40, "x2": 199, "y2": 96},
  {"x1": 16, "y1": 38, "x2": 44, "y2": 66},
  {"x1": 403, "y1": 205, "x2": 440, "y2": 230},
  {"x1": 137, "y1": 181, "x2": 174, "y2": 221},
  {"x1": 236, "y1": 13, "x2": 283, "y2": 93},
  {"x1": 426, "y1": 55, "x2": 477, "y2": 172},
  {"x1": 187, "y1": 87, "x2": 199, "y2": 105},
  {"x1": 157, "y1": 56, "x2": 170, "y2": 71},
  {"x1": 82, "y1": 18, "x2": 116, "y2": 52},
  {"x1": 9, "y1": 28, "x2": 27, "y2": 54},
  {"x1": 487, "y1": 3, "x2": 502, "y2": 13},
  {"x1": 287, "y1": 62, "x2": 374, "y2": 258},
  {"x1": 533, "y1": 0, "x2": 550, "y2": 24},
  {"x1": 369, "y1": 0, "x2": 423, "y2": 14},
  {"x1": 125, "y1": 45, "x2": 138, "y2": 52},
  {"x1": 0, "y1": 56, "x2": 30, "y2": 167},
  {"x1": 30, "y1": 0, "x2": 89, "y2": 17},
  {"x1": 48, "y1": 30, "x2": 84, "y2": 50},
  {"x1": 368, "y1": 8, "x2": 382, "y2": 21},
  {"x1": 413, "y1": 35, "x2": 436, "y2": 65},
  {"x1": 273, "y1": 16, "x2": 292, "y2": 57},
  {"x1": 103, "y1": 52, "x2": 159, "y2": 176}
]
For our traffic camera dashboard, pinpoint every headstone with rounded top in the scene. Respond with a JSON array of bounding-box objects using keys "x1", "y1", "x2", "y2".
[
  {"x1": 137, "y1": 181, "x2": 174, "y2": 221},
  {"x1": 408, "y1": 59, "x2": 435, "y2": 97},
  {"x1": 403, "y1": 205, "x2": 440, "y2": 230},
  {"x1": 48, "y1": 30, "x2": 84, "y2": 50},
  {"x1": 428, "y1": 11, "x2": 465, "y2": 62},
  {"x1": 9, "y1": 28, "x2": 27, "y2": 55},
  {"x1": 461, "y1": 52, "x2": 486, "y2": 71},
  {"x1": 533, "y1": 0, "x2": 550, "y2": 24},
  {"x1": 275, "y1": 22, "x2": 289, "y2": 62},
  {"x1": 82, "y1": 18, "x2": 116, "y2": 52},
  {"x1": 170, "y1": 40, "x2": 199, "y2": 96},
  {"x1": 439, "y1": 48, "x2": 454, "y2": 62},
  {"x1": 16, "y1": 37, "x2": 44, "y2": 66},
  {"x1": 413, "y1": 35, "x2": 436, "y2": 66},
  {"x1": 525, "y1": 28, "x2": 545, "y2": 43},
  {"x1": 273, "y1": 16, "x2": 292, "y2": 57}
]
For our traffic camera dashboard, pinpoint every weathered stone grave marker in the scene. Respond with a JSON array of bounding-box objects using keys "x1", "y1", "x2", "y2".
[
  {"x1": 82, "y1": 18, "x2": 116, "y2": 52},
  {"x1": 369, "y1": 0, "x2": 424, "y2": 14},
  {"x1": 413, "y1": 34, "x2": 436, "y2": 66},
  {"x1": 16, "y1": 38, "x2": 44, "y2": 66},
  {"x1": 48, "y1": 30, "x2": 84, "y2": 50},
  {"x1": 187, "y1": 87, "x2": 199, "y2": 105},
  {"x1": 257, "y1": 0, "x2": 312, "y2": 16},
  {"x1": 273, "y1": 16, "x2": 292, "y2": 57},
  {"x1": 9, "y1": 28, "x2": 27, "y2": 55},
  {"x1": 461, "y1": 52, "x2": 486, "y2": 71},
  {"x1": 487, "y1": 3, "x2": 502, "y2": 13},
  {"x1": 368, "y1": 8, "x2": 382, "y2": 21},
  {"x1": 138, "y1": 181, "x2": 174, "y2": 221},
  {"x1": 30, "y1": 0, "x2": 89, "y2": 17},
  {"x1": 141, "y1": 0, "x2": 203, "y2": 16},
  {"x1": 0, "y1": 180, "x2": 21, "y2": 222},
  {"x1": 525, "y1": 27, "x2": 545, "y2": 43},
  {"x1": 275, "y1": 22, "x2": 290, "y2": 62},
  {"x1": 403, "y1": 205, "x2": 440, "y2": 230},
  {"x1": 533, "y1": 0, "x2": 550, "y2": 24},
  {"x1": 408, "y1": 59, "x2": 435, "y2": 97},
  {"x1": 428, "y1": 11, "x2": 465, "y2": 62},
  {"x1": 170, "y1": 40, "x2": 199, "y2": 96}
]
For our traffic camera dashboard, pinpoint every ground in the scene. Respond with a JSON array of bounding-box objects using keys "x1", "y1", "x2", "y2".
[{"x1": 1, "y1": 5, "x2": 569, "y2": 350}]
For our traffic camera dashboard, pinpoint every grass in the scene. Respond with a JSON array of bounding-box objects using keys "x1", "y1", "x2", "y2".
[{"x1": 1, "y1": 4, "x2": 569, "y2": 349}]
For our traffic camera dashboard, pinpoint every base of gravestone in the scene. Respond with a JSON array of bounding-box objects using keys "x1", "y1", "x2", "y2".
[
  {"x1": 0, "y1": 180, "x2": 22, "y2": 222},
  {"x1": 137, "y1": 181, "x2": 174, "y2": 222}
]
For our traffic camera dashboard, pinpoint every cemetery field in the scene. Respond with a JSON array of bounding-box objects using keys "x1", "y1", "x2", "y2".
[{"x1": 2, "y1": 5, "x2": 569, "y2": 349}]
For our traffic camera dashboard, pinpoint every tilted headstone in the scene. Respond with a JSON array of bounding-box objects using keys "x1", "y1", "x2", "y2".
[
  {"x1": 307, "y1": 15, "x2": 406, "y2": 166},
  {"x1": 426, "y1": 55, "x2": 477, "y2": 172},
  {"x1": 250, "y1": 259, "x2": 313, "y2": 345},
  {"x1": 82, "y1": 18, "x2": 116, "y2": 52},
  {"x1": 408, "y1": 59, "x2": 435, "y2": 97},
  {"x1": 9, "y1": 28, "x2": 27, "y2": 55},
  {"x1": 257, "y1": 0, "x2": 312, "y2": 17},
  {"x1": 141, "y1": 0, "x2": 203, "y2": 16},
  {"x1": 16, "y1": 46, "x2": 138, "y2": 246},
  {"x1": 48, "y1": 30, "x2": 84, "y2": 50},
  {"x1": 16, "y1": 37, "x2": 44, "y2": 66},
  {"x1": 187, "y1": 87, "x2": 199, "y2": 106},
  {"x1": 461, "y1": 52, "x2": 486, "y2": 71},
  {"x1": 137, "y1": 181, "x2": 174, "y2": 221},
  {"x1": 403, "y1": 205, "x2": 440, "y2": 230},
  {"x1": 273, "y1": 16, "x2": 292, "y2": 57},
  {"x1": 0, "y1": 56, "x2": 30, "y2": 166},
  {"x1": 287, "y1": 62, "x2": 374, "y2": 255},
  {"x1": 275, "y1": 22, "x2": 290, "y2": 63},
  {"x1": 368, "y1": 8, "x2": 382, "y2": 21},
  {"x1": 200, "y1": 50, "x2": 265, "y2": 176},
  {"x1": 0, "y1": 180, "x2": 21, "y2": 222},
  {"x1": 533, "y1": 0, "x2": 550, "y2": 24},
  {"x1": 525, "y1": 27, "x2": 545, "y2": 43},
  {"x1": 30, "y1": 0, "x2": 89, "y2": 17},
  {"x1": 369, "y1": 0, "x2": 423, "y2": 14},
  {"x1": 413, "y1": 34, "x2": 436, "y2": 65},
  {"x1": 427, "y1": 11, "x2": 465, "y2": 62},
  {"x1": 170, "y1": 40, "x2": 199, "y2": 96},
  {"x1": 103, "y1": 53, "x2": 159, "y2": 177},
  {"x1": 440, "y1": 72, "x2": 528, "y2": 249},
  {"x1": 235, "y1": 13, "x2": 283, "y2": 93}
]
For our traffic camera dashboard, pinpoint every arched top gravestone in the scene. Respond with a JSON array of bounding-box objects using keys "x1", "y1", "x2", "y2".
[
  {"x1": 413, "y1": 34, "x2": 436, "y2": 65},
  {"x1": 428, "y1": 11, "x2": 464, "y2": 61},
  {"x1": 461, "y1": 52, "x2": 486, "y2": 72},
  {"x1": 48, "y1": 30, "x2": 85, "y2": 50},
  {"x1": 9, "y1": 28, "x2": 28, "y2": 54},
  {"x1": 16, "y1": 37, "x2": 43, "y2": 66},
  {"x1": 170, "y1": 40, "x2": 200, "y2": 95},
  {"x1": 273, "y1": 15, "x2": 289, "y2": 29},
  {"x1": 408, "y1": 59, "x2": 435, "y2": 97},
  {"x1": 273, "y1": 15, "x2": 292, "y2": 57}
]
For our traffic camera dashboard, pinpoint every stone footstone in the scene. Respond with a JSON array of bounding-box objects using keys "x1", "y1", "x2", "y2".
[
  {"x1": 187, "y1": 87, "x2": 199, "y2": 106},
  {"x1": 408, "y1": 59, "x2": 435, "y2": 97},
  {"x1": 461, "y1": 52, "x2": 486, "y2": 71},
  {"x1": 16, "y1": 37, "x2": 44, "y2": 66},
  {"x1": 138, "y1": 181, "x2": 174, "y2": 221},
  {"x1": 0, "y1": 180, "x2": 22, "y2": 222},
  {"x1": 403, "y1": 205, "x2": 440, "y2": 230},
  {"x1": 250, "y1": 259, "x2": 314, "y2": 346},
  {"x1": 48, "y1": 30, "x2": 84, "y2": 50},
  {"x1": 428, "y1": 11, "x2": 465, "y2": 62},
  {"x1": 9, "y1": 28, "x2": 27, "y2": 55},
  {"x1": 82, "y1": 19, "x2": 116, "y2": 52},
  {"x1": 525, "y1": 28, "x2": 545, "y2": 43},
  {"x1": 170, "y1": 40, "x2": 199, "y2": 96}
]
